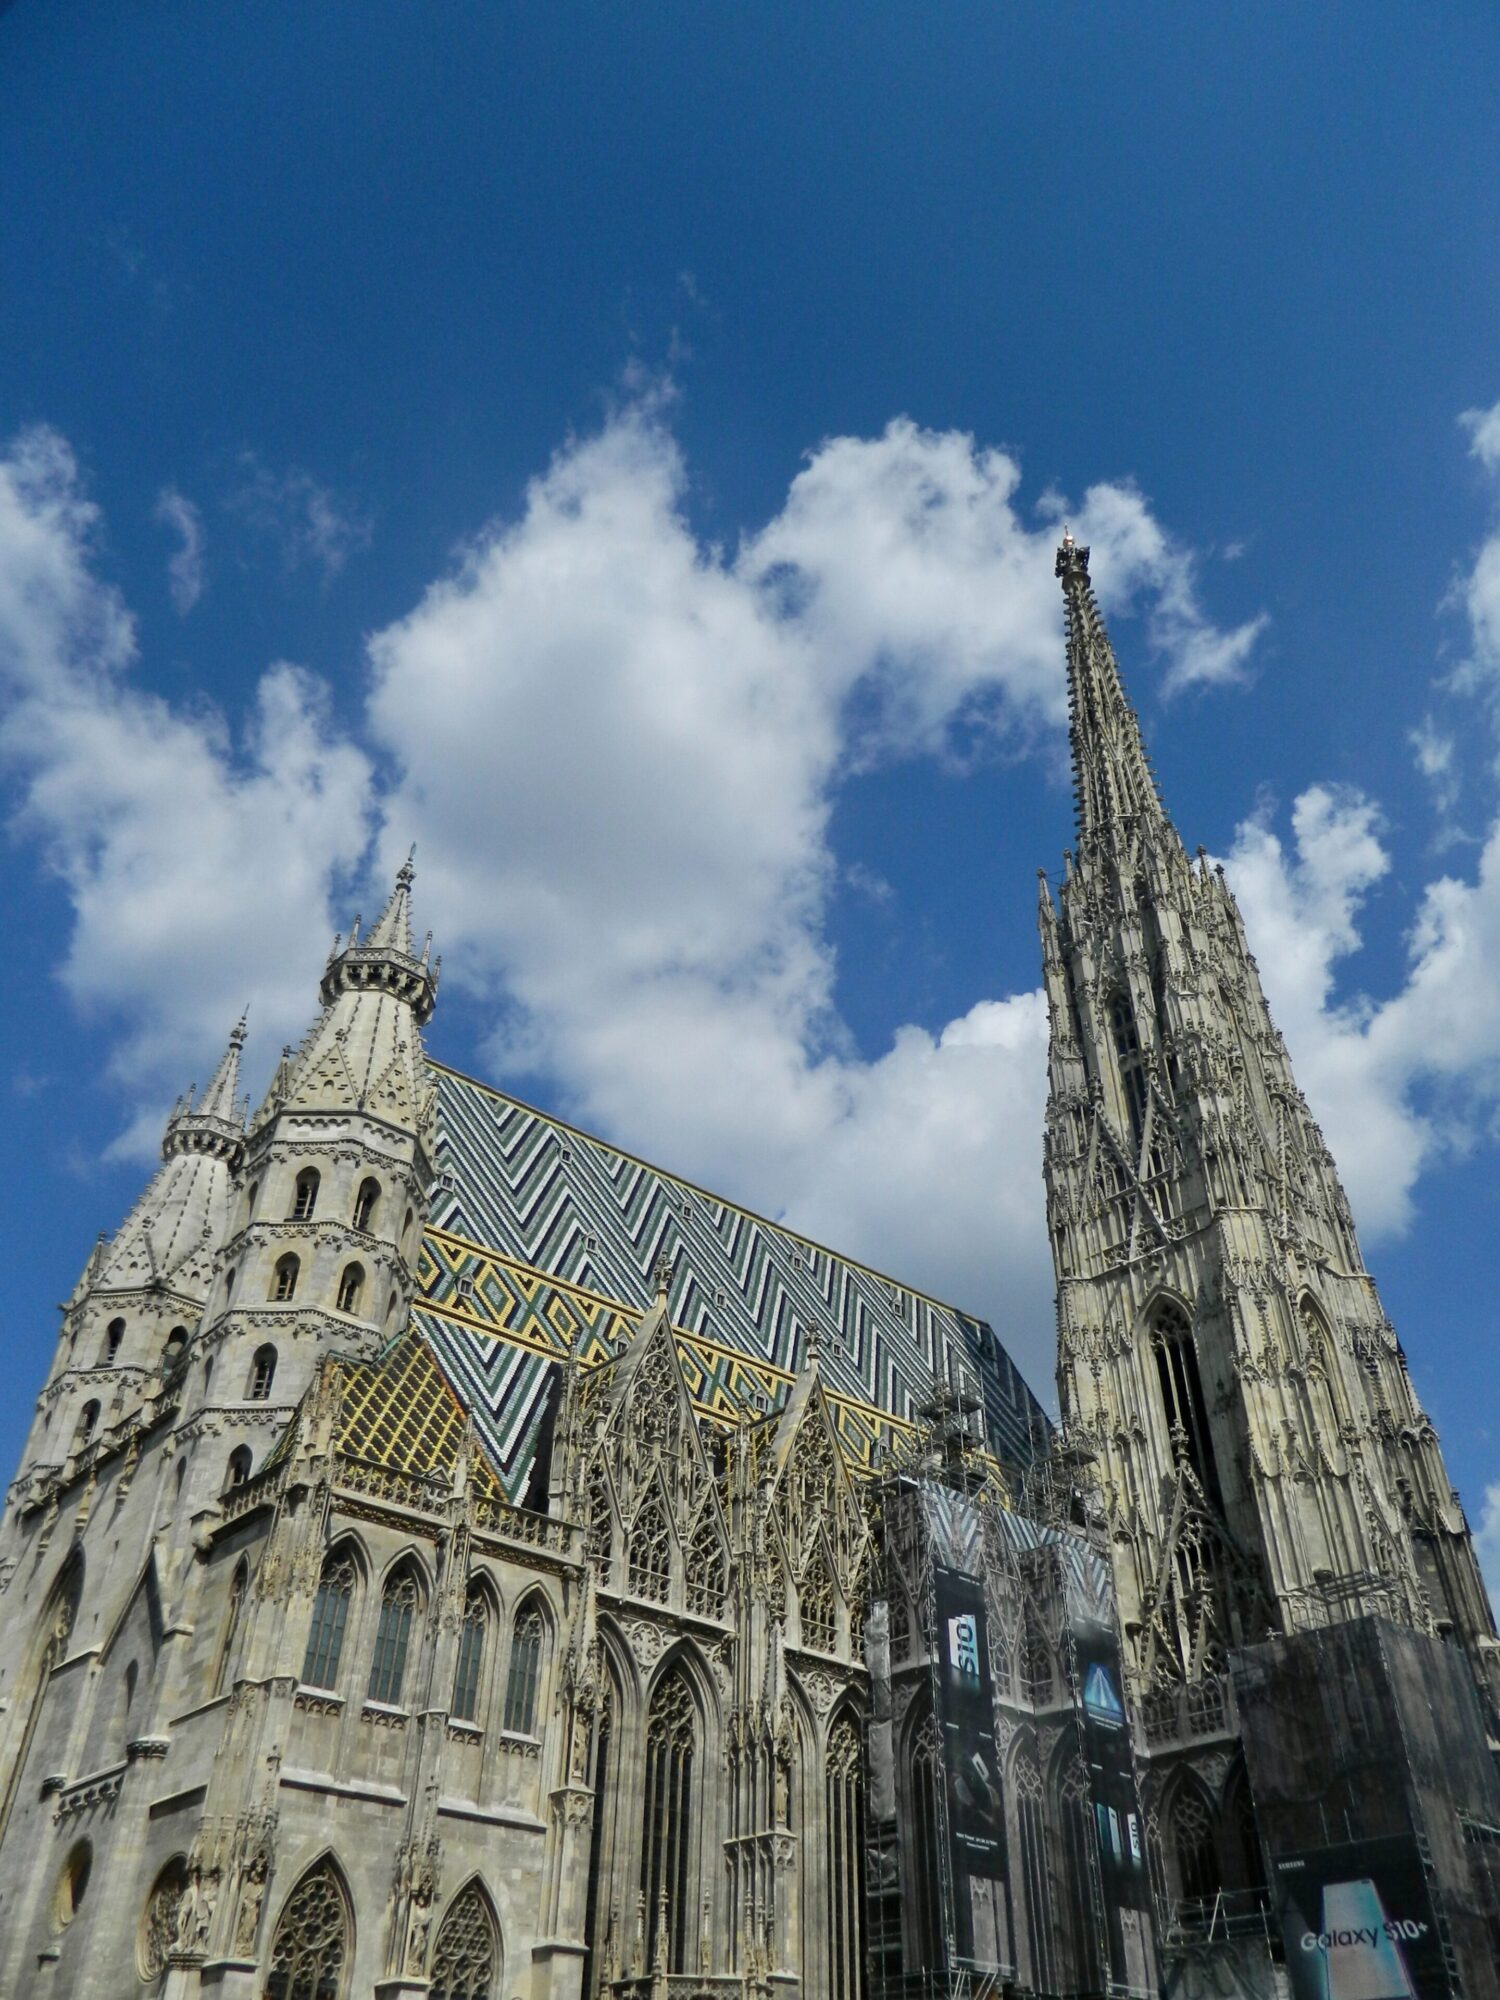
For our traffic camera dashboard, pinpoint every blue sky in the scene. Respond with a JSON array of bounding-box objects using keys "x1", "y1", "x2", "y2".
[{"x1": 3, "y1": 3, "x2": 1500, "y2": 1569}]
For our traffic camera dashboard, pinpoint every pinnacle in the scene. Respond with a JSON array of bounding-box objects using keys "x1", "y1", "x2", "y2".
[
  {"x1": 365, "y1": 847, "x2": 418, "y2": 955},
  {"x1": 1056, "y1": 536, "x2": 1170, "y2": 855}
]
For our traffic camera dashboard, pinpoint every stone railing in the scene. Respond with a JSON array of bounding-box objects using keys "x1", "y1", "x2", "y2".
[
  {"x1": 1282, "y1": 1568, "x2": 1409, "y2": 1633},
  {"x1": 332, "y1": 1454, "x2": 446, "y2": 1515},
  {"x1": 1139, "y1": 1671, "x2": 1232, "y2": 1748},
  {"x1": 470, "y1": 1490, "x2": 576, "y2": 1556}
]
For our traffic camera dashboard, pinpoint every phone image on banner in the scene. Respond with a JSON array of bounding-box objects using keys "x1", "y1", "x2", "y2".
[{"x1": 1321, "y1": 1878, "x2": 1416, "y2": 2000}]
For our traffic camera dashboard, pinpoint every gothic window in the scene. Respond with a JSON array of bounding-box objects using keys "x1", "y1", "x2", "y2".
[
  {"x1": 224, "y1": 1267, "x2": 237, "y2": 1300},
  {"x1": 1221, "y1": 1762, "x2": 1263, "y2": 1892},
  {"x1": 245, "y1": 1179, "x2": 260, "y2": 1222},
  {"x1": 302, "y1": 1552, "x2": 357, "y2": 1690},
  {"x1": 290, "y1": 1168, "x2": 321, "y2": 1221},
  {"x1": 271, "y1": 1255, "x2": 300, "y2": 1303},
  {"x1": 1169, "y1": 1785, "x2": 1220, "y2": 1905},
  {"x1": 641, "y1": 1670, "x2": 697, "y2": 1972},
  {"x1": 429, "y1": 1881, "x2": 499, "y2": 2000},
  {"x1": 368, "y1": 1567, "x2": 422, "y2": 1705},
  {"x1": 826, "y1": 1713, "x2": 865, "y2": 2000},
  {"x1": 138, "y1": 1856, "x2": 189, "y2": 1980},
  {"x1": 226, "y1": 1445, "x2": 253, "y2": 1489},
  {"x1": 164, "y1": 1325, "x2": 189, "y2": 1370},
  {"x1": 585, "y1": 1462, "x2": 614, "y2": 1575},
  {"x1": 1014, "y1": 1749, "x2": 1057, "y2": 1992},
  {"x1": 104, "y1": 1317, "x2": 125, "y2": 1363},
  {"x1": 452, "y1": 1584, "x2": 488, "y2": 1724},
  {"x1": 1058, "y1": 1755, "x2": 1103, "y2": 1994},
  {"x1": 214, "y1": 1560, "x2": 249, "y2": 1697},
  {"x1": 800, "y1": 1553, "x2": 837, "y2": 1652},
  {"x1": 53, "y1": 1840, "x2": 92, "y2": 1930},
  {"x1": 908, "y1": 1713, "x2": 944, "y2": 1970},
  {"x1": 1109, "y1": 990, "x2": 1149, "y2": 1144},
  {"x1": 0, "y1": 1556, "x2": 81, "y2": 1842},
  {"x1": 1149, "y1": 1300, "x2": 1223, "y2": 1508},
  {"x1": 266, "y1": 1858, "x2": 351, "y2": 2000},
  {"x1": 248, "y1": 1344, "x2": 278, "y2": 1399},
  {"x1": 352, "y1": 1177, "x2": 380, "y2": 1233},
  {"x1": 581, "y1": 1683, "x2": 615, "y2": 2000},
  {"x1": 628, "y1": 1492, "x2": 671, "y2": 1603},
  {"x1": 336, "y1": 1262, "x2": 365, "y2": 1315},
  {"x1": 502, "y1": 1605, "x2": 545, "y2": 1734},
  {"x1": 74, "y1": 1400, "x2": 100, "y2": 1450},
  {"x1": 684, "y1": 1511, "x2": 727, "y2": 1618}
]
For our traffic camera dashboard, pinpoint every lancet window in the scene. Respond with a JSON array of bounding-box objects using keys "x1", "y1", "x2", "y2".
[
  {"x1": 271, "y1": 1255, "x2": 299, "y2": 1303},
  {"x1": 503, "y1": 1605, "x2": 544, "y2": 1734},
  {"x1": 428, "y1": 1882, "x2": 499, "y2": 2000},
  {"x1": 1108, "y1": 990, "x2": 1149, "y2": 1145},
  {"x1": 290, "y1": 1168, "x2": 320, "y2": 1221},
  {"x1": 352, "y1": 1177, "x2": 380, "y2": 1233},
  {"x1": 628, "y1": 1493, "x2": 671, "y2": 1603},
  {"x1": 1169, "y1": 1785, "x2": 1220, "y2": 1905},
  {"x1": 685, "y1": 1512, "x2": 727, "y2": 1618},
  {"x1": 214, "y1": 1560, "x2": 249, "y2": 1697},
  {"x1": 908, "y1": 1713, "x2": 944, "y2": 1970},
  {"x1": 826, "y1": 1714, "x2": 866, "y2": 2000},
  {"x1": 369, "y1": 1568, "x2": 421, "y2": 1705},
  {"x1": 248, "y1": 1344, "x2": 277, "y2": 1399},
  {"x1": 336, "y1": 1262, "x2": 365, "y2": 1314},
  {"x1": 452, "y1": 1585, "x2": 488, "y2": 1724},
  {"x1": 302, "y1": 1552, "x2": 356, "y2": 1690},
  {"x1": 266, "y1": 1859, "x2": 351, "y2": 2000},
  {"x1": 641, "y1": 1670, "x2": 697, "y2": 1972},
  {"x1": 1149, "y1": 1300, "x2": 1223, "y2": 1508},
  {"x1": 800, "y1": 1553, "x2": 837, "y2": 1652}
]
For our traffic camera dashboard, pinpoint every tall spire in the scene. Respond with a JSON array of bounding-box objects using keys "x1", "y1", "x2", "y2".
[
  {"x1": 162, "y1": 1013, "x2": 248, "y2": 1168},
  {"x1": 320, "y1": 851, "x2": 438, "y2": 1025},
  {"x1": 1056, "y1": 530, "x2": 1168, "y2": 852}
]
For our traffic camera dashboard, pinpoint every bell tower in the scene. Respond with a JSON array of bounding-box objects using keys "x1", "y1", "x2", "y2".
[{"x1": 1038, "y1": 533, "x2": 1500, "y2": 1793}]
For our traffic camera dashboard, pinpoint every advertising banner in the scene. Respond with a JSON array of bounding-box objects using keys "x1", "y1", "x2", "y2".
[
  {"x1": 932, "y1": 1561, "x2": 1007, "y2": 1884},
  {"x1": 1272, "y1": 1835, "x2": 1443, "y2": 2000}
]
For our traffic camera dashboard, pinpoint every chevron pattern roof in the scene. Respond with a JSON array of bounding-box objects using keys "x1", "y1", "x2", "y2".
[{"x1": 415, "y1": 1060, "x2": 1050, "y2": 1498}]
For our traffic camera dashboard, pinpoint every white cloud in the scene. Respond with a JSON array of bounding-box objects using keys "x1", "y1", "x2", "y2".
[
  {"x1": 1474, "y1": 1484, "x2": 1500, "y2": 1607},
  {"x1": 228, "y1": 453, "x2": 372, "y2": 581},
  {"x1": 154, "y1": 485, "x2": 205, "y2": 615},
  {"x1": 0, "y1": 427, "x2": 373, "y2": 1142}
]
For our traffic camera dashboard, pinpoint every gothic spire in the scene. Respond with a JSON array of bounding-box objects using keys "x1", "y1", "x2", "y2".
[
  {"x1": 162, "y1": 1013, "x2": 249, "y2": 1167},
  {"x1": 1056, "y1": 530, "x2": 1169, "y2": 853},
  {"x1": 319, "y1": 850, "x2": 439, "y2": 1025}
]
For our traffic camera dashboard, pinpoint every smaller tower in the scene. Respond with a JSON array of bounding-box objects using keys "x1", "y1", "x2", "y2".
[{"x1": 4, "y1": 1018, "x2": 247, "y2": 1507}]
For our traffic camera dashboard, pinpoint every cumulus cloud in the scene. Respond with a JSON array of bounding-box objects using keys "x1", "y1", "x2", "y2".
[
  {"x1": 0, "y1": 427, "x2": 373, "y2": 1142},
  {"x1": 1474, "y1": 1484, "x2": 1500, "y2": 1606},
  {"x1": 228, "y1": 453, "x2": 372, "y2": 581},
  {"x1": 154, "y1": 485, "x2": 205, "y2": 614}
]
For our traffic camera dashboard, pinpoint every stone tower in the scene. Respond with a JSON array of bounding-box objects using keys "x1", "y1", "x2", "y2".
[{"x1": 1037, "y1": 532, "x2": 1500, "y2": 1897}]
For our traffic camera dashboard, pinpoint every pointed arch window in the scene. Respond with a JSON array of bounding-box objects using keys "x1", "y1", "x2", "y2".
[
  {"x1": 1108, "y1": 990, "x2": 1149, "y2": 1144},
  {"x1": 641, "y1": 1670, "x2": 697, "y2": 1973},
  {"x1": 1013, "y1": 1747, "x2": 1057, "y2": 1991},
  {"x1": 74, "y1": 1400, "x2": 100, "y2": 1451},
  {"x1": 266, "y1": 1858, "x2": 351, "y2": 2000},
  {"x1": 685, "y1": 1511, "x2": 728, "y2": 1618},
  {"x1": 1170, "y1": 1785, "x2": 1220, "y2": 1905},
  {"x1": 627, "y1": 1492, "x2": 671, "y2": 1603},
  {"x1": 352, "y1": 1178, "x2": 380, "y2": 1233},
  {"x1": 429, "y1": 1881, "x2": 499, "y2": 2000},
  {"x1": 909, "y1": 1712, "x2": 944, "y2": 1970},
  {"x1": 502, "y1": 1605, "x2": 544, "y2": 1734},
  {"x1": 271, "y1": 1255, "x2": 300, "y2": 1303},
  {"x1": 104, "y1": 1317, "x2": 125, "y2": 1364},
  {"x1": 302, "y1": 1553, "x2": 356, "y2": 1690},
  {"x1": 800, "y1": 1553, "x2": 837, "y2": 1652},
  {"x1": 248, "y1": 1344, "x2": 278, "y2": 1399},
  {"x1": 164, "y1": 1325, "x2": 189, "y2": 1369},
  {"x1": 368, "y1": 1568, "x2": 421, "y2": 1705},
  {"x1": 335, "y1": 1262, "x2": 365, "y2": 1315},
  {"x1": 452, "y1": 1584, "x2": 489, "y2": 1724},
  {"x1": 1149, "y1": 1301, "x2": 1223, "y2": 1508},
  {"x1": 226, "y1": 1445, "x2": 253, "y2": 1490},
  {"x1": 290, "y1": 1168, "x2": 320, "y2": 1222},
  {"x1": 826, "y1": 1713, "x2": 866, "y2": 2000},
  {"x1": 214, "y1": 1561, "x2": 249, "y2": 1697},
  {"x1": 139, "y1": 1856, "x2": 190, "y2": 1981}
]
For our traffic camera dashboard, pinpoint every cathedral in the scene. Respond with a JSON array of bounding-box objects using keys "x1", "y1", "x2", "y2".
[{"x1": 2, "y1": 538, "x2": 1499, "y2": 2000}]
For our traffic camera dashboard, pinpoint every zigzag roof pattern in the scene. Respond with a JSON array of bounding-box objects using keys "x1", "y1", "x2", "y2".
[{"x1": 414, "y1": 1060, "x2": 1050, "y2": 1498}]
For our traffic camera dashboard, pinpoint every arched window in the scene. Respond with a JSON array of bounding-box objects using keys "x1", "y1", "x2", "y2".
[
  {"x1": 271, "y1": 1255, "x2": 299, "y2": 1303},
  {"x1": 580, "y1": 1682, "x2": 616, "y2": 2000},
  {"x1": 627, "y1": 1491, "x2": 671, "y2": 1602},
  {"x1": 368, "y1": 1568, "x2": 421, "y2": 1705},
  {"x1": 244, "y1": 1179, "x2": 260, "y2": 1223},
  {"x1": 226, "y1": 1445, "x2": 253, "y2": 1489},
  {"x1": 0, "y1": 1556, "x2": 81, "y2": 1843},
  {"x1": 266, "y1": 1858, "x2": 351, "y2": 2000},
  {"x1": 452, "y1": 1584, "x2": 489, "y2": 1724},
  {"x1": 74, "y1": 1400, "x2": 100, "y2": 1451},
  {"x1": 215, "y1": 1561, "x2": 249, "y2": 1698},
  {"x1": 138, "y1": 1856, "x2": 190, "y2": 1981},
  {"x1": 1170, "y1": 1785, "x2": 1221, "y2": 1905},
  {"x1": 248, "y1": 1345, "x2": 278, "y2": 1400},
  {"x1": 104, "y1": 1317, "x2": 125, "y2": 1364},
  {"x1": 352, "y1": 1178, "x2": 380, "y2": 1233},
  {"x1": 826, "y1": 1714, "x2": 865, "y2": 2000},
  {"x1": 302, "y1": 1552, "x2": 357, "y2": 1690},
  {"x1": 164, "y1": 1325, "x2": 189, "y2": 1371},
  {"x1": 429, "y1": 1881, "x2": 499, "y2": 2000},
  {"x1": 290, "y1": 1168, "x2": 320, "y2": 1222},
  {"x1": 224, "y1": 1267, "x2": 237, "y2": 1300},
  {"x1": 641, "y1": 1670, "x2": 696, "y2": 1972},
  {"x1": 54, "y1": 1839, "x2": 92, "y2": 1930},
  {"x1": 335, "y1": 1262, "x2": 365, "y2": 1315},
  {"x1": 1109, "y1": 990, "x2": 1149, "y2": 1144},
  {"x1": 1013, "y1": 1747, "x2": 1057, "y2": 1991},
  {"x1": 800, "y1": 1553, "x2": 836, "y2": 1652},
  {"x1": 685, "y1": 1511, "x2": 727, "y2": 1618},
  {"x1": 502, "y1": 1605, "x2": 544, "y2": 1734},
  {"x1": 1149, "y1": 1301, "x2": 1223, "y2": 1506},
  {"x1": 909, "y1": 1712, "x2": 944, "y2": 1970}
]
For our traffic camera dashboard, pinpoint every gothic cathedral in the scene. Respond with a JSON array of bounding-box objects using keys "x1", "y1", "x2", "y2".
[{"x1": 1, "y1": 540, "x2": 1497, "y2": 2000}]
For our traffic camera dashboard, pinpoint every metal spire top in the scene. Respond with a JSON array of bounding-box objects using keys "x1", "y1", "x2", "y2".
[{"x1": 1056, "y1": 533, "x2": 1168, "y2": 853}]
